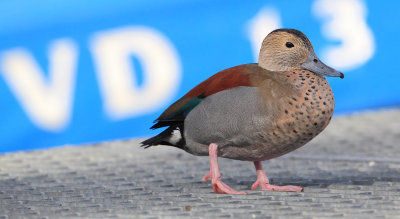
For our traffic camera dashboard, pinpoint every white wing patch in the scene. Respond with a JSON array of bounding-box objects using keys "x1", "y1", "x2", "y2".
[{"x1": 168, "y1": 127, "x2": 182, "y2": 145}]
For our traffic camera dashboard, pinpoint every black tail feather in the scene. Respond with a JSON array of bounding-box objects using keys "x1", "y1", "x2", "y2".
[
  {"x1": 141, "y1": 124, "x2": 185, "y2": 149},
  {"x1": 141, "y1": 126, "x2": 175, "y2": 148}
]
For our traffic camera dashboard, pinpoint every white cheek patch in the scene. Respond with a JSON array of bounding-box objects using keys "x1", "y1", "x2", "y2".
[{"x1": 168, "y1": 128, "x2": 182, "y2": 145}]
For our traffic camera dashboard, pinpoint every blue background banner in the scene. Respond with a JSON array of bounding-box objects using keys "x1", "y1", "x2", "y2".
[{"x1": 0, "y1": 0, "x2": 399, "y2": 153}]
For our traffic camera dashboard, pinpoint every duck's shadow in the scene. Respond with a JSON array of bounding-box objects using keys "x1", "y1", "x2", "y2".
[{"x1": 230, "y1": 167, "x2": 400, "y2": 189}]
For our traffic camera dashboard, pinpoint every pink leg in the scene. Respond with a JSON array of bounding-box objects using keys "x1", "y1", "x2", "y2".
[
  {"x1": 202, "y1": 143, "x2": 246, "y2": 195},
  {"x1": 251, "y1": 161, "x2": 303, "y2": 192}
]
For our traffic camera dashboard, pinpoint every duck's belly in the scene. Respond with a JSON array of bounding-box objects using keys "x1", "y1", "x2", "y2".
[
  {"x1": 217, "y1": 108, "x2": 334, "y2": 161},
  {"x1": 185, "y1": 106, "x2": 333, "y2": 161}
]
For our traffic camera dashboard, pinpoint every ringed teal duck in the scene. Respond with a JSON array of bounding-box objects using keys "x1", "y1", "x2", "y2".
[{"x1": 142, "y1": 28, "x2": 344, "y2": 194}]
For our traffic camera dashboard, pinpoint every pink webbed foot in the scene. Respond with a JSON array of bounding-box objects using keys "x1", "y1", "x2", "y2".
[
  {"x1": 211, "y1": 177, "x2": 246, "y2": 195},
  {"x1": 251, "y1": 161, "x2": 303, "y2": 192},
  {"x1": 204, "y1": 143, "x2": 246, "y2": 195},
  {"x1": 251, "y1": 179, "x2": 303, "y2": 192},
  {"x1": 202, "y1": 172, "x2": 211, "y2": 181}
]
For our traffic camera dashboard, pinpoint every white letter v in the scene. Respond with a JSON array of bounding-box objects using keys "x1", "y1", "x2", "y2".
[{"x1": 0, "y1": 39, "x2": 78, "y2": 132}]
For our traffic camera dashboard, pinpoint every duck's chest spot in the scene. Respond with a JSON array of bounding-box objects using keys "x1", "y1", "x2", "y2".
[{"x1": 275, "y1": 71, "x2": 335, "y2": 144}]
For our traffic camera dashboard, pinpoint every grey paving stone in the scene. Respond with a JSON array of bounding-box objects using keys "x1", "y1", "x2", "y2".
[{"x1": 1, "y1": 108, "x2": 400, "y2": 218}]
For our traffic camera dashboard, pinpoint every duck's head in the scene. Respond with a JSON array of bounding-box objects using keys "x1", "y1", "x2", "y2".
[{"x1": 258, "y1": 28, "x2": 344, "y2": 79}]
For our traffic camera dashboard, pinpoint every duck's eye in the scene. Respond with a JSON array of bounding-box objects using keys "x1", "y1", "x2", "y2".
[{"x1": 286, "y1": 42, "x2": 294, "y2": 48}]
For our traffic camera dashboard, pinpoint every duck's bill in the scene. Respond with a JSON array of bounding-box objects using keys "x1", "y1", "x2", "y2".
[{"x1": 301, "y1": 52, "x2": 344, "y2": 79}]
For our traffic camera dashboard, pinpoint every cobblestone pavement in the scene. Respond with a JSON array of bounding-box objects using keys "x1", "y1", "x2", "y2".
[{"x1": 1, "y1": 108, "x2": 400, "y2": 219}]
